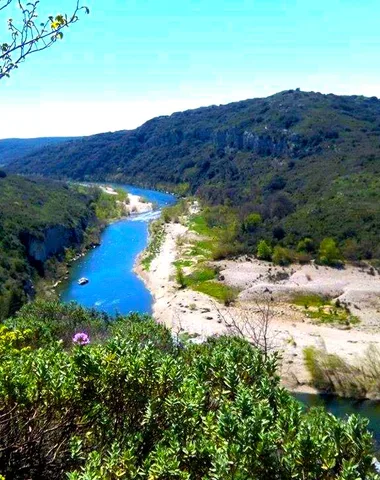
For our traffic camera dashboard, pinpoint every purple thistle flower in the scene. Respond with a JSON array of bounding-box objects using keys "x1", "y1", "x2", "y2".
[{"x1": 72, "y1": 332, "x2": 90, "y2": 346}]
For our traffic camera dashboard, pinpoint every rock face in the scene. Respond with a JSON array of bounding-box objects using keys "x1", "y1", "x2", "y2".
[
  {"x1": 20, "y1": 221, "x2": 89, "y2": 273},
  {"x1": 212, "y1": 129, "x2": 290, "y2": 155},
  {"x1": 137, "y1": 125, "x2": 295, "y2": 157}
]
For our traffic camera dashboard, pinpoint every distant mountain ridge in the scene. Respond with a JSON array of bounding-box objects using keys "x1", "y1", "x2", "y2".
[
  {"x1": 0, "y1": 136, "x2": 79, "y2": 165},
  {"x1": 8, "y1": 90, "x2": 380, "y2": 260}
]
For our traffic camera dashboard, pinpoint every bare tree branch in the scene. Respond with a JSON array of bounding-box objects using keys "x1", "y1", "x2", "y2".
[{"x1": 214, "y1": 296, "x2": 279, "y2": 358}]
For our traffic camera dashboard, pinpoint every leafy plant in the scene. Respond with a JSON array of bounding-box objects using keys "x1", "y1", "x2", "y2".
[
  {"x1": 257, "y1": 240, "x2": 272, "y2": 261},
  {"x1": 0, "y1": 301, "x2": 377, "y2": 479},
  {"x1": 319, "y1": 237, "x2": 343, "y2": 267}
]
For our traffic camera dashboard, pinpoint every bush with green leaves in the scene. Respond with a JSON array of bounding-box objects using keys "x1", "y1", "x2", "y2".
[
  {"x1": 297, "y1": 237, "x2": 315, "y2": 253},
  {"x1": 319, "y1": 238, "x2": 343, "y2": 267},
  {"x1": 272, "y1": 246, "x2": 294, "y2": 266},
  {"x1": 0, "y1": 301, "x2": 378, "y2": 479},
  {"x1": 244, "y1": 212, "x2": 262, "y2": 232},
  {"x1": 257, "y1": 239, "x2": 273, "y2": 261}
]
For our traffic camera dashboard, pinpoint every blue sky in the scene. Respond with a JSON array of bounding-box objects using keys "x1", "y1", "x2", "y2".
[{"x1": 0, "y1": 0, "x2": 379, "y2": 138}]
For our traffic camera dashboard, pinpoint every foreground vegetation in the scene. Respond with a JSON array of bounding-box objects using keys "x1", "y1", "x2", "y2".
[
  {"x1": 9, "y1": 90, "x2": 380, "y2": 262},
  {"x1": 0, "y1": 300, "x2": 378, "y2": 479}
]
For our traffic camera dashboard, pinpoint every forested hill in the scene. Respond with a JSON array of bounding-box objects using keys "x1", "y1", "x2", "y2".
[
  {"x1": 0, "y1": 136, "x2": 78, "y2": 165},
  {"x1": 0, "y1": 175, "x2": 101, "y2": 320},
  {"x1": 9, "y1": 89, "x2": 380, "y2": 260}
]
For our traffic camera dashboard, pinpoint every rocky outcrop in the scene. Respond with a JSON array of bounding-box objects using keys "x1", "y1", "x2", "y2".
[
  {"x1": 139, "y1": 124, "x2": 297, "y2": 158},
  {"x1": 20, "y1": 219, "x2": 90, "y2": 273},
  {"x1": 212, "y1": 129, "x2": 290, "y2": 155}
]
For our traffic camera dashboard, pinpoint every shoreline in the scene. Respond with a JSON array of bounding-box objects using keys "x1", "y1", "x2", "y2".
[{"x1": 135, "y1": 218, "x2": 380, "y2": 400}]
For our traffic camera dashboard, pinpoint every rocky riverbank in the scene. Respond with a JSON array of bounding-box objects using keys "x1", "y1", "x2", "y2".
[{"x1": 136, "y1": 217, "x2": 380, "y2": 396}]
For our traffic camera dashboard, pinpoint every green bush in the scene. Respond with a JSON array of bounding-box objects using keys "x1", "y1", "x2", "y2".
[
  {"x1": 257, "y1": 240, "x2": 272, "y2": 261},
  {"x1": 0, "y1": 301, "x2": 377, "y2": 479},
  {"x1": 319, "y1": 237, "x2": 343, "y2": 266},
  {"x1": 272, "y1": 246, "x2": 294, "y2": 266},
  {"x1": 244, "y1": 212, "x2": 262, "y2": 232},
  {"x1": 297, "y1": 237, "x2": 315, "y2": 253}
]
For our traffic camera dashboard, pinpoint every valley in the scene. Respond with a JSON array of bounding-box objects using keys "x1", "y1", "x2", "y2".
[{"x1": 2, "y1": 90, "x2": 380, "y2": 478}]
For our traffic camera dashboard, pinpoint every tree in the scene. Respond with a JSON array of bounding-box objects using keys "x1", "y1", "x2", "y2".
[
  {"x1": 319, "y1": 237, "x2": 343, "y2": 266},
  {"x1": 215, "y1": 296, "x2": 278, "y2": 359},
  {"x1": 244, "y1": 212, "x2": 262, "y2": 232},
  {"x1": 272, "y1": 245, "x2": 292, "y2": 266},
  {"x1": 256, "y1": 239, "x2": 272, "y2": 261},
  {"x1": 0, "y1": 0, "x2": 89, "y2": 79},
  {"x1": 297, "y1": 237, "x2": 315, "y2": 253}
]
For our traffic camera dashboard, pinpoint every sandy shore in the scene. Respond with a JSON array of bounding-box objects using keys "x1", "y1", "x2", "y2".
[
  {"x1": 135, "y1": 220, "x2": 380, "y2": 391},
  {"x1": 125, "y1": 193, "x2": 153, "y2": 215},
  {"x1": 99, "y1": 185, "x2": 153, "y2": 215}
]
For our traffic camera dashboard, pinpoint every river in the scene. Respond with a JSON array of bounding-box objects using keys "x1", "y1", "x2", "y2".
[
  {"x1": 60, "y1": 185, "x2": 176, "y2": 315},
  {"x1": 60, "y1": 184, "x2": 380, "y2": 448}
]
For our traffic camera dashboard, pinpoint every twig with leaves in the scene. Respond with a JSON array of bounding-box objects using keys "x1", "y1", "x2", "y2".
[{"x1": 0, "y1": 0, "x2": 89, "y2": 79}]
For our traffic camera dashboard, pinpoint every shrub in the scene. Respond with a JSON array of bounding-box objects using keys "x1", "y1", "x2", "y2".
[
  {"x1": 304, "y1": 344, "x2": 380, "y2": 399},
  {"x1": 175, "y1": 266, "x2": 186, "y2": 289},
  {"x1": 272, "y1": 246, "x2": 294, "y2": 266},
  {"x1": 0, "y1": 302, "x2": 376, "y2": 479},
  {"x1": 244, "y1": 212, "x2": 262, "y2": 232},
  {"x1": 319, "y1": 237, "x2": 343, "y2": 266},
  {"x1": 297, "y1": 237, "x2": 315, "y2": 253},
  {"x1": 256, "y1": 240, "x2": 272, "y2": 261}
]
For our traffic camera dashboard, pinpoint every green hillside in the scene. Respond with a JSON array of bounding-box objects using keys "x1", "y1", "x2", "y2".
[
  {"x1": 0, "y1": 137, "x2": 78, "y2": 165},
  {"x1": 0, "y1": 175, "x2": 101, "y2": 319},
  {"x1": 9, "y1": 90, "x2": 380, "y2": 260}
]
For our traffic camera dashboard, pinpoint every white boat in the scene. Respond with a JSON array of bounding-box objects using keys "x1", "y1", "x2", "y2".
[{"x1": 78, "y1": 277, "x2": 89, "y2": 286}]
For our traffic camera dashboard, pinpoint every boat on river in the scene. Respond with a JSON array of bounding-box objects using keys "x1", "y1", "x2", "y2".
[{"x1": 78, "y1": 277, "x2": 89, "y2": 286}]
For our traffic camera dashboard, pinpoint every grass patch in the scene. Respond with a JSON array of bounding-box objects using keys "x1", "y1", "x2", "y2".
[
  {"x1": 193, "y1": 281, "x2": 238, "y2": 305},
  {"x1": 188, "y1": 240, "x2": 214, "y2": 258},
  {"x1": 293, "y1": 293, "x2": 359, "y2": 325},
  {"x1": 292, "y1": 293, "x2": 329, "y2": 308},
  {"x1": 178, "y1": 266, "x2": 238, "y2": 305},
  {"x1": 183, "y1": 267, "x2": 218, "y2": 287},
  {"x1": 173, "y1": 259, "x2": 193, "y2": 268},
  {"x1": 189, "y1": 215, "x2": 216, "y2": 237},
  {"x1": 306, "y1": 307, "x2": 360, "y2": 325}
]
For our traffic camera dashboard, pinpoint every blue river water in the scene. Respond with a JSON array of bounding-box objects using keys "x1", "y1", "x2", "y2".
[
  {"x1": 60, "y1": 185, "x2": 176, "y2": 315},
  {"x1": 60, "y1": 184, "x2": 380, "y2": 447}
]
